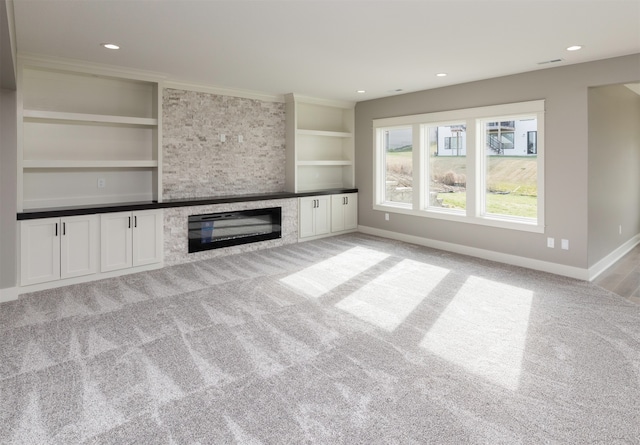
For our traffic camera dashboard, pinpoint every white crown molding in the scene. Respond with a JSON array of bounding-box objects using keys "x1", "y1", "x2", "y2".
[
  {"x1": 18, "y1": 52, "x2": 166, "y2": 82},
  {"x1": 164, "y1": 80, "x2": 284, "y2": 103},
  {"x1": 286, "y1": 92, "x2": 355, "y2": 109},
  {"x1": 357, "y1": 225, "x2": 590, "y2": 281},
  {"x1": 16, "y1": 53, "x2": 351, "y2": 105}
]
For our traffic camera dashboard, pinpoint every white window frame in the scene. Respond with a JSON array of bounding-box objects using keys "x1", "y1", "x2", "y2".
[
  {"x1": 373, "y1": 100, "x2": 545, "y2": 233},
  {"x1": 421, "y1": 120, "x2": 468, "y2": 216}
]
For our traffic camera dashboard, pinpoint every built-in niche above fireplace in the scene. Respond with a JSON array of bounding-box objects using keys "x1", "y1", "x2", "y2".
[{"x1": 188, "y1": 207, "x2": 282, "y2": 253}]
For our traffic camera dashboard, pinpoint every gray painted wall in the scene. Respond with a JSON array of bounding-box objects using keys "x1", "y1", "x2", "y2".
[
  {"x1": 0, "y1": 88, "x2": 17, "y2": 290},
  {"x1": 355, "y1": 54, "x2": 640, "y2": 270},
  {"x1": 588, "y1": 84, "x2": 640, "y2": 265}
]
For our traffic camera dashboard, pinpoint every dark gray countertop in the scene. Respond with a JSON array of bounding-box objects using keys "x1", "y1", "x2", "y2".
[{"x1": 17, "y1": 188, "x2": 358, "y2": 220}]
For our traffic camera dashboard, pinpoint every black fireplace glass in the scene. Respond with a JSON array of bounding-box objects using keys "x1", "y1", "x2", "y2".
[{"x1": 188, "y1": 207, "x2": 282, "y2": 253}]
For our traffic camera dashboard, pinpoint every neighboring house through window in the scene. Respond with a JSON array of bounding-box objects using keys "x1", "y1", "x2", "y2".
[{"x1": 373, "y1": 100, "x2": 545, "y2": 232}]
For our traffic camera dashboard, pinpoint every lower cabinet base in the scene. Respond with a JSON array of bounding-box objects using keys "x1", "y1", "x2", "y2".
[
  {"x1": 298, "y1": 227, "x2": 358, "y2": 242},
  {"x1": 17, "y1": 261, "x2": 163, "y2": 296}
]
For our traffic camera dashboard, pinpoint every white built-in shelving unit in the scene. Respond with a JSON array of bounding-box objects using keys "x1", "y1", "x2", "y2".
[
  {"x1": 285, "y1": 94, "x2": 355, "y2": 193},
  {"x1": 17, "y1": 57, "x2": 162, "y2": 211}
]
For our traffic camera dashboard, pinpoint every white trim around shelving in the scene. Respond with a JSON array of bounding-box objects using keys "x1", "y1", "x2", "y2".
[
  {"x1": 290, "y1": 94, "x2": 355, "y2": 109},
  {"x1": 23, "y1": 109, "x2": 158, "y2": 126},
  {"x1": 297, "y1": 129, "x2": 352, "y2": 138},
  {"x1": 296, "y1": 160, "x2": 352, "y2": 166},
  {"x1": 19, "y1": 53, "x2": 166, "y2": 83},
  {"x1": 22, "y1": 160, "x2": 159, "y2": 169}
]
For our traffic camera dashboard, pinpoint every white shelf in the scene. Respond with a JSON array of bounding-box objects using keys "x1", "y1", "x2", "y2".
[
  {"x1": 297, "y1": 160, "x2": 352, "y2": 166},
  {"x1": 23, "y1": 160, "x2": 158, "y2": 169},
  {"x1": 18, "y1": 62, "x2": 162, "y2": 212},
  {"x1": 297, "y1": 129, "x2": 352, "y2": 138},
  {"x1": 23, "y1": 109, "x2": 158, "y2": 126},
  {"x1": 285, "y1": 93, "x2": 355, "y2": 193}
]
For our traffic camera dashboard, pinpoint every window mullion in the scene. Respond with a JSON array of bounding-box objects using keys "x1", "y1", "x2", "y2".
[
  {"x1": 412, "y1": 123, "x2": 422, "y2": 210},
  {"x1": 466, "y1": 119, "x2": 478, "y2": 218}
]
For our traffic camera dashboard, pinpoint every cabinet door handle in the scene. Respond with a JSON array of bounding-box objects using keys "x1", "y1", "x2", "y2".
[
  {"x1": 55, "y1": 223, "x2": 58, "y2": 237},
  {"x1": 128, "y1": 216, "x2": 131, "y2": 229},
  {"x1": 63, "y1": 222, "x2": 66, "y2": 236},
  {"x1": 346, "y1": 196, "x2": 349, "y2": 205},
  {"x1": 134, "y1": 216, "x2": 137, "y2": 228}
]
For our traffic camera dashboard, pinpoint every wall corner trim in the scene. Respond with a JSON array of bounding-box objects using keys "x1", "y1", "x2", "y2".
[
  {"x1": 0, "y1": 286, "x2": 18, "y2": 303},
  {"x1": 588, "y1": 233, "x2": 640, "y2": 281},
  {"x1": 357, "y1": 225, "x2": 590, "y2": 281}
]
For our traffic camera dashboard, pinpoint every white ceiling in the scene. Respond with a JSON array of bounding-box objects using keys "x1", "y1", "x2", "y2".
[{"x1": 11, "y1": 0, "x2": 640, "y2": 102}]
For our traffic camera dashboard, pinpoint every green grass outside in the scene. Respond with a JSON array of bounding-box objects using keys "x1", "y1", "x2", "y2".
[
  {"x1": 385, "y1": 152, "x2": 538, "y2": 218},
  {"x1": 440, "y1": 192, "x2": 537, "y2": 218}
]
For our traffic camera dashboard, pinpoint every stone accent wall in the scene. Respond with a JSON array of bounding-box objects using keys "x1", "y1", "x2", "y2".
[
  {"x1": 163, "y1": 198, "x2": 298, "y2": 266},
  {"x1": 162, "y1": 89, "x2": 286, "y2": 199}
]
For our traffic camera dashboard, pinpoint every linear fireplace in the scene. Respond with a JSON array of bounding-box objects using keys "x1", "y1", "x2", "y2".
[{"x1": 188, "y1": 207, "x2": 282, "y2": 253}]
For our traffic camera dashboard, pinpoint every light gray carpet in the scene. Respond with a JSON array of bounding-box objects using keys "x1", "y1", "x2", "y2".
[{"x1": 1, "y1": 233, "x2": 639, "y2": 444}]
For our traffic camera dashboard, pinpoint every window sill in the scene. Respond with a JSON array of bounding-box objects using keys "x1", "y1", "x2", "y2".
[{"x1": 374, "y1": 203, "x2": 544, "y2": 234}]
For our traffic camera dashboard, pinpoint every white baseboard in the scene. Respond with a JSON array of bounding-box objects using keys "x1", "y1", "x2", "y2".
[
  {"x1": 17, "y1": 262, "x2": 164, "y2": 296},
  {"x1": 588, "y1": 234, "x2": 640, "y2": 281},
  {"x1": 0, "y1": 286, "x2": 19, "y2": 303},
  {"x1": 357, "y1": 225, "x2": 590, "y2": 280}
]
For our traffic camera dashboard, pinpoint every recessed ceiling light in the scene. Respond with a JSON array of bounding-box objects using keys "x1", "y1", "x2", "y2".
[
  {"x1": 436, "y1": 73, "x2": 447, "y2": 77},
  {"x1": 101, "y1": 43, "x2": 120, "y2": 50},
  {"x1": 356, "y1": 90, "x2": 366, "y2": 94},
  {"x1": 566, "y1": 45, "x2": 582, "y2": 51}
]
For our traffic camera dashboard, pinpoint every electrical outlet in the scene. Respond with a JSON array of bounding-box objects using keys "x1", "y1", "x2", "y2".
[
  {"x1": 547, "y1": 237, "x2": 555, "y2": 248},
  {"x1": 238, "y1": 135, "x2": 244, "y2": 143},
  {"x1": 385, "y1": 213, "x2": 390, "y2": 221},
  {"x1": 97, "y1": 178, "x2": 106, "y2": 189},
  {"x1": 561, "y1": 239, "x2": 569, "y2": 250},
  {"x1": 220, "y1": 134, "x2": 226, "y2": 142},
  {"x1": 619, "y1": 225, "x2": 622, "y2": 235}
]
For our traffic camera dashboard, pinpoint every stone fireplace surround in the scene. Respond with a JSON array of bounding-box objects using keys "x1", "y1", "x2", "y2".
[
  {"x1": 17, "y1": 88, "x2": 356, "y2": 270},
  {"x1": 164, "y1": 197, "x2": 298, "y2": 266}
]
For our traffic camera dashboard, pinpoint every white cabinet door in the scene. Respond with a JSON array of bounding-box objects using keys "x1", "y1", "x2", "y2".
[
  {"x1": 20, "y1": 218, "x2": 61, "y2": 286},
  {"x1": 133, "y1": 210, "x2": 163, "y2": 267},
  {"x1": 100, "y1": 212, "x2": 133, "y2": 272},
  {"x1": 331, "y1": 193, "x2": 358, "y2": 233},
  {"x1": 299, "y1": 196, "x2": 330, "y2": 238},
  {"x1": 343, "y1": 193, "x2": 358, "y2": 231},
  {"x1": 101, "y1": 210, "x2": 162, "y2": 272},
  {"x1": 299, "y1": 197, "x2": 316, "y2": 238},
  {"x1": 314, "y1": 195, "x2": 331, "y2": 236},
  {"x1": 60, "y1": 215, "x2": 99, "y2": 279},
  {"x1": 331, "y1": 195, "x2": 346, "y2": 232}
]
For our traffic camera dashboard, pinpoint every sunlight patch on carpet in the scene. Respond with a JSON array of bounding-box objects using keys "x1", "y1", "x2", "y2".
[
  {"x1": 335, "y1": 259, "x2": 450, "y2": 331},
  {"x1": 279, "y1": 247, "x2": 389, "y2": 298},
  {"x1": 420, "y1": 276, "x2": 533, "y2": 390}
]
